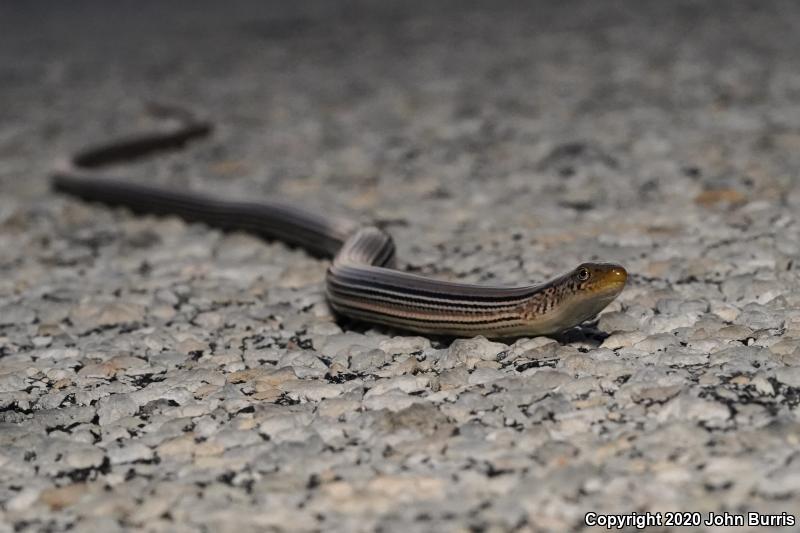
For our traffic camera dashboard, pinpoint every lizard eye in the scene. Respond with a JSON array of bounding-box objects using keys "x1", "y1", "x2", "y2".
[{"x1": 577, "y1": 267, "x2": 590, "y2": 281}]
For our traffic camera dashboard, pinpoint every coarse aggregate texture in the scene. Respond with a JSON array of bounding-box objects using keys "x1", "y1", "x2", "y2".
[{"x1": 2, "y1": 1, "x2": 800, "y2": 532}]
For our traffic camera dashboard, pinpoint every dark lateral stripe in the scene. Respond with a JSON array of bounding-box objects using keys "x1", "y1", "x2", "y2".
[
  {"x1": 327, "y1": 284, "x2": 517, "y2": 315},
  {"x1": 328, "y1": 296, "x2": 521, "y2": 326},
  {"x1": 328, "y1": 270, "x2": 537, "y2": 306},
  {"x1": 331, "y1": 301, "x2": 524, "y2": 332},
  {"x1": 373, "y1": 239, "x2": 395, "y2": 267},
  {"x1": 327, "y1": 277, "x2": 526, "y2": 311},
  {"x1": 359, "y1": 237, "x2": 394, "y2": 267},
  {"x1": 333, "y1": 263, "x2": 550, "y2": 300},
  {"x1": 328, "y1": 278, "x2": 526, "y2": 313}
]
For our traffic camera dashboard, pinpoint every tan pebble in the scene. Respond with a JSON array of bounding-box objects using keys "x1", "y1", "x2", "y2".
[
  {"x1": 376, "y1": 356, "x2": 418, "y2": 377},
  {"x1": 327, "y1": 361, "x2": 348, "y2": 375},
  {"x1": 366, "y1": 475, "x2": 445, "y2": 499},
  {"x1": 37, "y1": 323, "x2": 63, "y2": 337},
  {"x1": 194, "y1": 384, "x2": 220, "y2": 398},
  {"x1": 573, "y1": 395, "x2": 607, "y2": 409},
  {"x1": 646, "y1": 260, "x2": 672, "y2": 278},
  {"x1": 592, "y1": 435, "x2": 633, "y2": 462},
  {"x1": 194, "y1": 311, "x2": 223, "y2": 330},
  {"x1": 209, "y1": 353, "x2": 240, "y2": 366},
  {"x1": 194, "y1": 441, "x2": 225, "y2": 457},
  {"x1": 631, "y1": 385, "x2": 682, "y2": 404},
  {"x1": 770, "y1": 339, "x2": 800, "y2": 356},
  {"x1": 780, "y1": 352, "x2": 800, "y2": 366},
  {"x1": 77, "y1": 362, "x2": 116, "y2": 379},
  {"x1": 157, "y1": 434, "x2": 196, "y2": 457},
  {"x1": 394, "y1": 355, "x2": 420, "y2": 374},
  {"x1": 236, "y1": 417, "x2": 258, "y2": 430},
  {"x1": 255, "y1": 366, "x2": 298, "y2": 387},
  {"x1": 227, "y1": 368, "x2": 266, "y2": 383},
  {"x1": 53, "y1": 378, "x2": 72, "y2": 389},
  {"x1": 39, "y1": 483, "x2": 87, "y2": 511},
  {"x1": 252, "y1": 388, "x2": 282, "y2": 402},
  {"x1": 193, "y1": 455, "x2": 248, "y2": 470},
  {"x1": 378, "y1": 336, "x2": 431, "y2": 354},
  {"x1": 176, "y1": 338, "x2": 207, "y2": 354},
  {"x1": 601, "y1": 331, "x2": 647, "y2": 350},
  {"x1": 150, "y1": 304, "x2": 176, "y2": 321},
  {"x1": 108, "y1": 355, "x2": 147, "y2": 370},
  {"x1": 730, "y1": 375, "x2": 750, "y2": 386},
  {"x1": 316, "y1": 397, "x2": 361, "y2": 418},
  {"x1": 322, "y1": 480, "x2": 355, "y2": 499},
  {"x1": 717, "y1": 325, "x2": 753, "y2": 341},
  {"x1": 698, "y1": 372, "x2": 721, "y2": 386},
  {"x1": 712, "y1": 304, "x2": 741, "y2": 322},
  {"x1": 127, "y1": 495, "x2": 174, "y2": 524},
  {"x1": 694, "y1": 188, "x2": 746, "y2": 207},
  {"x1": 71, "y1": 301, "x2": 145, "y2": 329}
]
